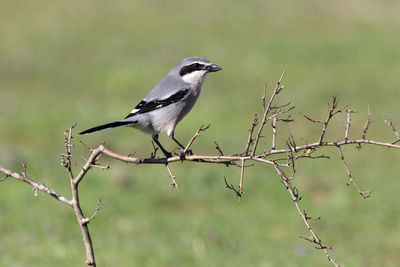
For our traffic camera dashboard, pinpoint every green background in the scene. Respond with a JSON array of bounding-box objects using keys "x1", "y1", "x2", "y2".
[{"x1": 1, "y1": 0, "x2": 400, "y2": 266}]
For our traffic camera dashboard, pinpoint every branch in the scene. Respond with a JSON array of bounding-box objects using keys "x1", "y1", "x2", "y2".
[
  {"x1": 384, "y1": 117, "x2": 400, "y2": 144},
  {"x1": 224, "y1": 176, "x2": 242, "y2": 198},
  {"x1": 273, "y1": 163, "x2": 339, "y2": 267},
  {"x1": 337, "y1": 145, "x2": 371, "y2": 199},
  {"x1": 3, "y1": 69, "x2": 400, "y2": 266},
  {"x1": 318, "y1": 96, "x2": 348, "y2": 144},
  {"x1": 251, "y1": 67, "x2": 287, "y2": 156},
  {"x1": 243, "y1": 113, "x2": 258, "y2": 156},
  {"x1": 184, "y1": 124, "x2": 210, "y2": 154},
  {"x1": 165, "y1": 164, "x2": 179, "y2": 190},
  {"x1": 361, "y1": 105, "x2": 372, "y2": 141},
  {"x1": 0, "y1": 163, "x2": 73, "y2": 206}
]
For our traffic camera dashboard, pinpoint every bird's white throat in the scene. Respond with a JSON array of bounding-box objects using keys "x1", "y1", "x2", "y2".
[{"x1": 182, "y1": 70, "x2": 207, "y2": 84}]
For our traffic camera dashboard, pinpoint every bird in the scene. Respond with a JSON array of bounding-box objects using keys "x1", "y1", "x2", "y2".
[{"x1": 79, "y1": 56, "x2": 222, "y2": 158}]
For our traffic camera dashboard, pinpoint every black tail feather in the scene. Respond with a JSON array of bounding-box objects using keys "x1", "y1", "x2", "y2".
[{"x1": 79, "y1": 121, "x2": 133, "y2": 135}]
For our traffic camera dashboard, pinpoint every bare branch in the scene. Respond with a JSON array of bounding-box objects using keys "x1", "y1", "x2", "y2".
[
  {"x1": 301, "y1": 112, "x2": 324, "y2": 123},
  {"x1": 303, "y1": 210, "x2": 321, "y2": 221},
  {"x1": 243, "y1": 113, "x2": 258, "y2": 156},
  {"x1": 318, "y1": 96, "x2": 348, "y2": 144},
  {"x1": 272, "y1": 115, "x2": 277, "y2": 150},
  {"x1": 165, "y1": 164, "x2": 179, "y2": 190},
  {"x1": 238, "y1": 159, "x2": 245, "y2": 202},
  {"x1": 214, "y1": 141, "x2": 224, "y2": 156},
  {"x1": 223, "y1": 176, "x2": 242, "y2": 198},
  {"x1": 4, "y1": 69, "x2": 400, "y2": 266},
  {"x1": 0, "y1": 164, "x2": 73, "y2": 206},
  {"x1": 251, "y1": 67, "x2": 287, "y2": 156},
  {"x1": 345, "y1": 109, "x2": 352, "y2": 143},
  {"x1": 337, "y1": 146, "x2": 371, "y2": 199},
  {"x1": 184, "y1": 124, "x2": 210, "y2": 154},
  {"x1": 82, "y1": 199, "x2": 103, "y2": 224},
  {"x1": 361, "y1": 105, "x2": 372, "y2": 140},
  {"x1": 273, "y1": 163, "x2": 339, "y2": 266},
  {"x1": 384, "y1": 117, "x2": 400, "y2": 144}
]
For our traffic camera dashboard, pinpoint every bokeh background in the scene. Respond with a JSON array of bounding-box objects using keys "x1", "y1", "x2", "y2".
[{"x1": 1, "y1": 0, "x2": 400, "y2": 266}]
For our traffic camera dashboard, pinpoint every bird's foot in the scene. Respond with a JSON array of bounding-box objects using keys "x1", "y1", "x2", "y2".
[
  {"x1": 179, "y1": 149, "x2": 193, "y2": 160},
  {"x1": 163, "y1": 151, "x2": 173, "y2": 158}
]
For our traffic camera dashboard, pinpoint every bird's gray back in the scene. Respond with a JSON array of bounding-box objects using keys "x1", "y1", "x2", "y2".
[{"x1": 144, "y1": 73, "x2": 190, "y2": 102}]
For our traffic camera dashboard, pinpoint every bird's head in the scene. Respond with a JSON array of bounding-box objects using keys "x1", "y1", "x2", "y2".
[{"x1": 174, "y1": 57, "x2": 221, "y2": 84}]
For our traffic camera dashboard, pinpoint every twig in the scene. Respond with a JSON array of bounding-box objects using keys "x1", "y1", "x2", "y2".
[
  {"x1": 301, "y1": 112, "x2": 324, "y2": 123},
  {"x1": 165, "y1": 164, "x2": 179, "y2": 190},
  {"x1": 184, "y1": 124, "x2": 210, "y2": 154},
  {"x1": 318, "y1": 96, "x2": 348, "y2": 144},
  {"x1": 82, "y1": 199, "x2": 103, "y2": 224},
  {"x1": 223, "y1": 176, "x2": 242, "y2": 198},
  {"x1": 303, "y1": 210, "x2": 321, "y2": 221},
  {"x1": 336, "y1": 145, "x2": 371, "y2": 199},
  {"x1": 361, "y1": 105, "x2": 372, "y2": 140},
  {"x1": 214, "y1": 141, "x2": 224, "y2": 156},
  {"x1": 384, "y1": 117, "x2": 400, "y2": 144},
  {"x1": 272, "y1": 115, "x2": 277, "y2": 150},
  {"x1": 243, "y1": 113, "x2": 258, "y2": 156},
  {"x1": 238, "y1": 159, "x2": 245, "y2": 202},
  {"x1": 251, "y1": 67, "x2": 287, "y2": 156},
  {"x1": 345, "y1": 109, "x2": 352, "y2": 143},
  {"x1": 0, "y1": 164, "x2": 73, "y2": 206},
  {"x1": 273, "y1": 163, "x2": 339, "y2": 266}
]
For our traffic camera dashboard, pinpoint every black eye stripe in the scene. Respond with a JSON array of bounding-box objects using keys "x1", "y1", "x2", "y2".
[{"x1": 179, "y1": 63, "x2": 207, "y2": 76}]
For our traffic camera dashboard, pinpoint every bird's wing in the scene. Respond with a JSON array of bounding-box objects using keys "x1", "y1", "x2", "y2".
[
  {"x1": 124, "y1": 88, "x2": 190, "y2": 119},
  {"x1": 124, "y1": 74, "x2": 190, "y2": 119}
]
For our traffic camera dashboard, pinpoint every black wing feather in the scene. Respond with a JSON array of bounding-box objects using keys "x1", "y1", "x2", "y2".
[{"x1": 125, "y1": 89, "x2": 189, "y2": 119}]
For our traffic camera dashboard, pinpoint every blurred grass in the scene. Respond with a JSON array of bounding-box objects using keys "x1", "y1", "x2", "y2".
[{"x1": 1, "y1": 0, "x2": 400, "y2": 266}]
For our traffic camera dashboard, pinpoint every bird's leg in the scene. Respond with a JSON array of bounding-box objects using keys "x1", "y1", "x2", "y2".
[
  {"x1": 152, "y1": 134, "x2": 172, "y2": 158},
  {"x1": 170, "y1": 132, "x2": 192, "y2": 160}
]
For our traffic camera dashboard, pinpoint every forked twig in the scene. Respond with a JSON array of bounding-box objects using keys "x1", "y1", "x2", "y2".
[
  {"x1": 223, "y1": 176, "x2": 242, "y2": 198},
  {"x1": 384, "y1": 117, "x2": 400, "y2": 144}
]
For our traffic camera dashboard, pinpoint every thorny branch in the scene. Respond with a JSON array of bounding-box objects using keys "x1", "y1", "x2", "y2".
[
  {"x1": 251, "y1": 67, "x2": 287, "y2": 156},
  {"x1": 337, "y1": 145, "x2": 371, "y2": 199},
  {"x1": 1, "y1": 68, "x2": 400, "y2": 266},
  {"x1": 273, "y1": 163, "x2": 339, "y2": 267}
]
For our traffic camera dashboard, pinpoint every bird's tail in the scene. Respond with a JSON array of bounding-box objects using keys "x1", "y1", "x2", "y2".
[{"x1": 79, "y1": 120, "x2": 134, "y2": 135}]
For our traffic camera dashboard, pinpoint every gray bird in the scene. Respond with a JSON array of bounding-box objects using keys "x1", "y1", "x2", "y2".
[{"x1": 79, "y1": 56, "x2": 221, "y2": 158}]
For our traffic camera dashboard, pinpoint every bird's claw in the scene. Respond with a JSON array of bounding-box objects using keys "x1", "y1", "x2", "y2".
[
  {"x1": 179, "y1": 149, "x2": 193, "y2": 160},
  {"x1": 164, "y1": 152, "x2": 173, "y2": 158},
  {"x1": 179, "y1": 149, "x2": 186, "y2": 160}
]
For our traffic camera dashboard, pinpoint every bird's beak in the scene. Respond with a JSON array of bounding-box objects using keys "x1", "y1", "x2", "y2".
[{"x1": 207, "y1": 64, "x2": 222, "y2": 72}]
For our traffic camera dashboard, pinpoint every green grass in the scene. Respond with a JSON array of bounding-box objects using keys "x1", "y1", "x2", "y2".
[{"x1": 1, "y1": 0, "x2": 400, "y2": 266}]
